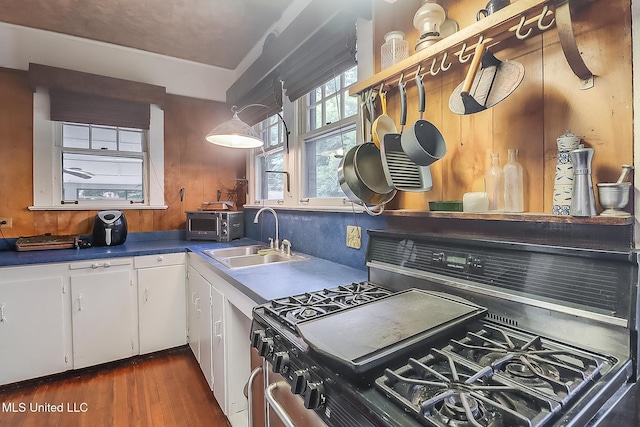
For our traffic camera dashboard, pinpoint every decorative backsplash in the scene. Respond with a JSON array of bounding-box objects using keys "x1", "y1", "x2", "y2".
[{"x1": 243, "y1": 208, "x2": 386, "y2": 271}]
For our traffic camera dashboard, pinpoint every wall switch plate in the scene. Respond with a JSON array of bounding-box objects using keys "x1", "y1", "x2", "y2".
[
  {"x1": 346, "y1": 225, "x2": 361, "y2": 249},
  {"x1": 0, "y1": 217, "x2": 12, "y2": 228}
]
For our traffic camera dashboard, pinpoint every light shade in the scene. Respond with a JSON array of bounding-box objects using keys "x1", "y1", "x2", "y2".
[{"x1": 205, "y1": 111, "x2": 263, "y2": 148}]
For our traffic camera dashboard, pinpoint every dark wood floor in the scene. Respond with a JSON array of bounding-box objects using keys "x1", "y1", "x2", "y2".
[{"x1": 0, "y1": 346, "x2": 231, "y2": 427}]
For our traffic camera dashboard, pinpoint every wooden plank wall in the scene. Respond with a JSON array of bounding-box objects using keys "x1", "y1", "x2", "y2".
[
  {"x1": 372, "y1": 0, "x2": 632, "y2": 212},
  {"x1": 0, "y1": 68, "x2": 246, "y2": 238}
]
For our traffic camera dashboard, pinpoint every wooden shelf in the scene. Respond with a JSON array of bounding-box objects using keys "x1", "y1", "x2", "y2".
[
  {"x1": 349, "y1": 0, "x2": 594, "y2": 96},
  {"x1": 383, "y1": 210, "x2": 634, "y2": 225}
]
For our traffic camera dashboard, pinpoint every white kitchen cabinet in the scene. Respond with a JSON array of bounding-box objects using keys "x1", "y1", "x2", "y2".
[
  {"x1": 136, "y1": 253, "x2": 187, "y2": 354},
  {"x1": 211, "y1": 283, "x2": 226, "y2": 409},
  {"x1": 69, "y1": 258, "x2": 137, "y2": 369},
  {"x1": 189, "y1": 253, "x2": 256, "y2": 427},
  {"x1": 187, "y1": 264, "x2": 214, "y2": 390},
  {"x1": 0, "y1": 265, "x2": 67, "y2": 386}
]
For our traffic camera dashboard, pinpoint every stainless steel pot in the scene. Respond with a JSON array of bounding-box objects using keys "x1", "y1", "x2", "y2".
[
  {"x1": 401, "y1": 71, "x2": 446, "y2": 166},
  {"x1": 338, "y1": 143, "x2": 397, "y2": 208}
]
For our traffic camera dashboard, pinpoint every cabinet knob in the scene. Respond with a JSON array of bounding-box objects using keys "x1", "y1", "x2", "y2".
[
  {"x1": 91, "y1": 263, "x2": 100, "y2": 269},
  {"x1": 157, "y1": 256, "x2": 164, "y2": 262}
]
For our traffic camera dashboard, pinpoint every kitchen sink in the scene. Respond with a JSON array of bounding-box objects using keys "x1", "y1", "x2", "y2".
[
  {"x1": 207, "y1": 245, "x2": 269, "y2": 258},
  {"x1": 202, "y1": 245, "x2": 307, "y2": 269}
]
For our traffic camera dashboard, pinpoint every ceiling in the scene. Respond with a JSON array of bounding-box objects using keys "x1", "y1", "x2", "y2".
[{"x1": 0, "y1": 0, "x2": 294, "y2": 69}]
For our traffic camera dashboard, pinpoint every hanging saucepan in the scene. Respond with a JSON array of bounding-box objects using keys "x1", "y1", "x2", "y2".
[
  {"x1": 401, "y1": 68, "x2": 446, "y2": 166},
  {"x1": 338, "y1": 91, "x2": 396, "y2": 214}
]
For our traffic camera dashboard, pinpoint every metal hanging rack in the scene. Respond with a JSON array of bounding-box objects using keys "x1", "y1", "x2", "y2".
[{"x1": 349, "y1": 0, "x2": 597, "y2": 97}]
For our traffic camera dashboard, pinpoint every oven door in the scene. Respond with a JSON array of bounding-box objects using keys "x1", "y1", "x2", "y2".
[{"x1": 263, "y1": 363, "x2": 326, "y2": 427}]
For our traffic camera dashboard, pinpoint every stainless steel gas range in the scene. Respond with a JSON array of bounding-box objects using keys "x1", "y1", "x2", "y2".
[{"x1": 249, "y1": 231, "x2": 639, "y2": 427}]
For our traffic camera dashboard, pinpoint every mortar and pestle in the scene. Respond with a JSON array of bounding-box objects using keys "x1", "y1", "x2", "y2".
[{"x1": 596, "y1": 165, "x2": 634, "y2": 217}]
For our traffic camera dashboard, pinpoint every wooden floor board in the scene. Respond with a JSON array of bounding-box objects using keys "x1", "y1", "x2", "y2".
[{"x1": 0, "y1": 346, "x2": 231, "y2": 427}]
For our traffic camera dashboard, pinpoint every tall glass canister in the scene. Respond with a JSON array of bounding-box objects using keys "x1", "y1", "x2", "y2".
[
  {"x1": 552, "y1": 131, "x2": 581, "y2": 215},
  {"x1": 485, "y1": 153, "x2": 504, "y2": 211},
  {"x1": 503, "y1": 149, "x2": 524, "y2": 212}
]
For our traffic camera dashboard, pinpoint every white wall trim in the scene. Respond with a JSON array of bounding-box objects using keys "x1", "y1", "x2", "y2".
[{"x1": 0, "y1": 22, "x2": 234, "y2": 102}]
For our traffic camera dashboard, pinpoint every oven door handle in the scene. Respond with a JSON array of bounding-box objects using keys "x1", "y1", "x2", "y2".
[
  {"x1": 265, "y1": 381, "x2": 296, "y2": 427},
  {"x1": 246, "y1": 366, "x2": 263, "y2": 427}
]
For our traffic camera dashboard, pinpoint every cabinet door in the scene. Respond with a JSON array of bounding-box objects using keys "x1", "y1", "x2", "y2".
[
  {"x1": 198, "y1": 273, "x2": 213, "y2": 390},
  {"x1": 0, "y1": 277, "x2": 65, "y2": 385},
  {"x1": 70, "y1": 270, "x2": 134, "y2": 369},
  {"x1": 187, "y1": 267, "x2": 214, "y2": 389},
  {"x1": 138, "y1": 263, "x2": 187, "y2": 354},
  {"x1": 211, "y1": 284, "x2": 226, "y2": 411},
  {"x1": 187, "y1": 265, "x2": 200, "y2": 362}
]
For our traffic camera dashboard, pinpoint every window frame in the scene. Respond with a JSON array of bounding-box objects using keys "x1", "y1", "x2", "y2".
[
  {"x1": 31, "y1": 88, "x2": 166, "y2": 210},
  {"x1": 247, "y1": 67, "x2": 362, "y2": 211}
]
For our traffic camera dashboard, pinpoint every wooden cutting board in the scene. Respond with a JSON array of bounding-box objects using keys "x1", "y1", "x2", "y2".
[{"x1": 15, "y1": 234, "x2": 77, "y2": 251}]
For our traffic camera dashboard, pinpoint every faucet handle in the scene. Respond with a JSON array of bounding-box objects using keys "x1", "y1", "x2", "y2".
[
  {"x1": 281, "y1": 239, "x2": 291, "y2": 256},
  {"x1": 268, "y1": 237, "x2": 274, "y2": 249}
]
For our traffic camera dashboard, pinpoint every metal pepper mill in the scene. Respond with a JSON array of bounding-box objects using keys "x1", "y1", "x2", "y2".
[{"x1": 569, "y1": 145, "x2": 596, "y2": 217}]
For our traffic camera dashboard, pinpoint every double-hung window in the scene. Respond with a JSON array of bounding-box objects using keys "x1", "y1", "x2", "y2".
[
  {"x1": 300, "y1": 66, "x2": 358, "y2": 203},
  {"x1": 254, "y1": 114, "x2": 287, "y2": 202},
  {"x1": 60, "y1": 123, "x2": 146, "y2": 203},
  {"x1": 249, "y1": 66, "x2": 359, "y2": 209}
]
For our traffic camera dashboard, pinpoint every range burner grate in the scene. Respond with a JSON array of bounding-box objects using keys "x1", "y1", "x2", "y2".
[
  {"x1": 447, "y1": 324, "x2": 605, "y2": 404},
  {"x1": 376, "y1": 349, "x2": 559, "y2": 427},
  {"x1": 265, "y1": 281, "x2": 393, "y2": 329}
]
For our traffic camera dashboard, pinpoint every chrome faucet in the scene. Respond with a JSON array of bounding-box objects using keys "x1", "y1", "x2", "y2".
[{"x1": 253, "y1": 207, "x2": 279, "y2": 250}]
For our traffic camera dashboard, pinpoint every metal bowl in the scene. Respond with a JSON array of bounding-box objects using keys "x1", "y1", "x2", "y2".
[{"x1": 597, "y1": 182, "x2": 631, "y2": 216}]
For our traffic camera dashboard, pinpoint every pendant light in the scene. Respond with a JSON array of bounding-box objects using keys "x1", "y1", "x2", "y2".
[{"x1": 205, "y1": 105, "x2": 264, "y2": 149}]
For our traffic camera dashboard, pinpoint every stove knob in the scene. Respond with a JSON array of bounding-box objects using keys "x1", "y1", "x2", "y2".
[
  {"x1": 258, "y1": 337, "x2": 274, "y2": 357},
  {"x1": 291, "y1": 369, "x2": 310, "y2": 395},
  {"x1": 251, "y1": 330, "x2": 266, "y2": 349},
  {"x1": 272, "y1": 351, "x2": 290, "y2": 374},
  {"x1": 303, "y1": 382, "x2": 325, "y2": 409}
]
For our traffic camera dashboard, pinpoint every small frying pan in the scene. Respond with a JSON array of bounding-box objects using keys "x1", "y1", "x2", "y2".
[
  {"x1": 401, "y1": 69, "x2": 446, "y2": 166},
  {"x1": 372, "y1": 90, "x2": 397, "y2": 148}
]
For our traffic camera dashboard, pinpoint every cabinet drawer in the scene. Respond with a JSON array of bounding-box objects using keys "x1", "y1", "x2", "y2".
[
  {"x1": 134, "y1": 252, "x2": 185, "y2": 269},
  {"x1": 69, "y1": 258, "x2": 132, "y2": 270}
]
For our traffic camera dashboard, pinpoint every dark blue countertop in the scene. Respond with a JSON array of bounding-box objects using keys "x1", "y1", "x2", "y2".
[{"x1": 0, "y1": 232, "x2": 368, "y2": 304}]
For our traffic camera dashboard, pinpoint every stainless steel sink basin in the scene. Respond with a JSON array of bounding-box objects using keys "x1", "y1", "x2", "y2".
[
  {"x1": 202, "y1": 245, "x2": 307, "y2": 269},
  {"x1": 206, "y1": 245, "x2": 268, "y2": 258}
]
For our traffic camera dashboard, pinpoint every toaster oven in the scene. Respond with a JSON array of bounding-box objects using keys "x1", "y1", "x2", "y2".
[{"x1": 186, "y1": 211, "x2": 243, "y2": 242}]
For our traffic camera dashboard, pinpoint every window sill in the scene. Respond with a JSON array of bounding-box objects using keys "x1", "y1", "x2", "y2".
[
  {"x1": 243, "y1": 203, "x2": 367, "y2": 213},
  {"x1": 28, "y1": 205, "x2": 168, "y2": 211}
]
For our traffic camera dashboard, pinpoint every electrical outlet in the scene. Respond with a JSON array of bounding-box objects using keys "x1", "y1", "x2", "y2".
[
  {"x1": 0, "y1": 217, "x2": 12, "y2": 228},
  {"x1": 346, "y1": 225, "x2": 361, "y2": 249}
]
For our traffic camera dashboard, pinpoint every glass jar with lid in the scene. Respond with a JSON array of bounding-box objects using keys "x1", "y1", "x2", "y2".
[{"x1": 381, "y1": 31, "x2": 409, "y2": 70}]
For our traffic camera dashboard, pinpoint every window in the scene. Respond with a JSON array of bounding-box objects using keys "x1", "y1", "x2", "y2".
[
  {"x1": 248, "y1": 66, "x2": 359, "y2": 209},
  {"x1": 254, "y1": 114, "x2": 286, "y2": 201},
  {"x1": 61, "y1": 123, "x2": 145, "y2": 202},
  {"x1": 32, "y1": 89, "x2": 166, "y2": 210},
  {"x1": 301, "y1": 67, "x2": 358, "y2": 203}
]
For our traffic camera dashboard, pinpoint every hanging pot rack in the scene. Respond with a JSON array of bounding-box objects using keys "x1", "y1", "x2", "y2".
[{"x1": 349, "y1": 0, "x2": 597, "y2": 97}]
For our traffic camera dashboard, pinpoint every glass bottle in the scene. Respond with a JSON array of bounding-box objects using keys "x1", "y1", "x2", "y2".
[
  {"x1": 381, "y1": 31, "x2": 409, "y2": 70},
  {"x1": 503, "y1": 149, "x2": 524, "y2": 212},
  {"x1": 485, "y1": 153, "x2": 504, "y2": 211}
]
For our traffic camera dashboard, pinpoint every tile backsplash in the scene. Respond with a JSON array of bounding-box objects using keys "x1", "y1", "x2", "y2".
[{"x1": 244, "y1": 208, "x2": 386, "y2": 271}]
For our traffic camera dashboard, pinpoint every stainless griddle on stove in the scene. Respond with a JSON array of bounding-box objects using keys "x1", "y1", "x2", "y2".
[{"x1": 295, "y1": 289, "x2": 487, "y2": 373}]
